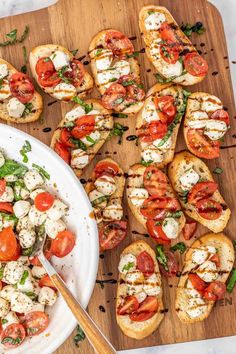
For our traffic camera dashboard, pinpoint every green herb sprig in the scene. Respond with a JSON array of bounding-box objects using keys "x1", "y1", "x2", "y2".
[
  {"x1": 32, "y1": 163, "x2": 50, "y2": 180},
  {"x1": 72, "y1": 97, "x2": 93, "y2": 114},
  {"x1": 0, "y1": 26, "x2": 29, "y2": 47},
  {"x1": 156, "y1": 245, "x2": 168, "y2": 272},
  {"x1": 181, "y1": 22, "x2": 205, "y2": 37},
  {"x1": 110, "y1": 123, "x2": 129, "y2": 144},
  {"x1": 20, "y1": 140, "x2": 31, "y2": 163},
  {"x1": 170, "y1": 242, "x2": 186, "y2": 254},
  {"x1": 227, "y1": 268, "x2": 236, "y2": 293},
  {"x1": 74, "y1": 325, "x2": 86, "y2": 347}
]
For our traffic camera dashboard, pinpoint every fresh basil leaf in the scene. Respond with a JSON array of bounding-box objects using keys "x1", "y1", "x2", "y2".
[
  {"x1": 57, "y1": 65, "x2": 71, "y2": 84},
  {"x1": 110, "y1": 123, "x2": 128, "y2": 144},
  {"x1": 20, "y1": 140, "x2": 31, "y2": 163},
  {"x1": 1, "y1": 337, "x2": 22, "y2": 345},
  {"x1": 181, "y1": 22, "x2": 205, "y2": 37},
  {"x1": 18, "y1": 25, "x2": 29, "y2": 43},
  {"x1": 71, "y1": 49, "x2": 78, "y2": 56},
  {"x1": 213, "y1": 167, "x2": 223, "y2": 175},
  {"x1": 72, "y1": 97, "x2": 93, "y2": 114},
  {"x1": 121, "y1": 80, "x2": 135, "y2": 87},
  {"x1": 0, "y1": 78, "x2": 3, "y2": 89},
  {"x1": 0, "y1": 159, "x2": 28, "y2": 178},
  {"x1": 94, "y1": 48, "x2": 103, "y2": 56},
  {"x1": 170, "y1": 242, "x2": 186, "y2": 254},
  {"x1": 0, "y1": 26, "x2": 29, "y2": 47},
  {"x1": 74, "y1": 324, "x2": 85, "y2": 347},
  {"x1": 70, "y1": 138, "x2": 87, "y2": 151},
  {"x1": 227, "y1": 268, "x2": 236, "y2": 293},
  {"x1": 91, "y1": 195, "x2": 109, "y2": 207},
  {"x1": 32, "y1": 163, "x2": 50, "y2": 180},
  {"x1": 122, "y1": 262, "x2": 135, "y2": 272},
  {"x1": 19, "y1": 270, "x2": 29, "y2": 285},
  {"x1": 6, "y1": 29, "x2": 17, "y2": 41},
  {"x1": 156, "y1": 245, "x2": 168, "y2": 272},
  {"x1": 22, "y1": 246, "x2": 34, "y2": 256},
  {"x1": 23, "y1": 102, "x2": 34, "y2": 117},
  {"x1": 140, "y1": 159, "x2": 153, "y2": 167}
]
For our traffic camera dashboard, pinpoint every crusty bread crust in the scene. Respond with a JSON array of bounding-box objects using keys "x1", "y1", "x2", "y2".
[
  {"x1": 50, "y1": 99, "x2": 113, "y2": 177},
  {"x1": 0, "y1": 58, "x2": 43, "y2": 124},
  {"x1": 126, "y1": 163, "x2": 186, "y2": 231},
  {"x1": 176, "y1": 233, "x2": 234, "y2": 323},
  {"x1": 139, "y1": 5, "x2": 206, "y2": 86},
  {"x1": 88, "y1": 29, "x2": 144, "y2": 114},
  {"x1": 29, "y1": 44, "x2": 93, "y2": 101},
  {"x1": 116, "y1": 240, "x2": 164, "y2": 339},
  {"x1": 168, "y1": 150, "x2": 231, "y2": 232}
]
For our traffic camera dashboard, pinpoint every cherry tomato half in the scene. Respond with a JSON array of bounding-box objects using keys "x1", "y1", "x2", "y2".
[
  {"x1": 94, "y1": 161, "x2": 119, "y2": 178},
  {"x1": 187, "y1": 128, "x2": 220, "y2": 159},
  {"x1": 9, "y1": 72, "x2": 35, "y2": 104},
  {"x1": 105, "y1": 30, "x2": 134, "y2": 57},
  {"x1": 203, "y1": 281, "x2": 226, "y2": 301},
  {"x1": 136, "y1": 296, "x2": 159, "y2": 313},
  {"x1": 143, "y1": 166, "x2": 167, "y2": 197},
  {"x1": 99, "y1": 220, "x2": 127, "y2": 250},
  {"x1": 196, "y1": 198, "x2": 223, "y2": 220},
  {"x1": 211, "y1": 109, "x2": 230, "y2": 126},
  {"x1": 35, "y1": 192, "x2": 55, "y2": 212},
  {"x1": 0, "y1": 227, "x2": 17, "y2": 261},
  {"x1": 54, "y1": 141, "x2": 71, "y2": 165},
  {"x1": 71, "y1": 115, "x2": 95, "y2": 139},
  {"x1": 51, "y1": 230, "x2": 76, "y2": 258},
  {"x1": 184, "y1": 52, "x2": 208, "y2": 77},
  {"x1": 0, "y1": 179, "x2": 6, "y2": 197},
  {"x1": 102, "y1": 83, "x2": 126, "y2": 110},
  {"x1": 23, "y1": 311, "x2": 49, "y2": 336},
  {"x1": 137, "y1": 251, "x2": 155, "y2": 276},
  {"x1": 1, "y1": 324, "x2": 26, "y2": 348},
  {"x1": 188, "y1": 181, "x2": 218, "y2": 205},
  {"x1": 117, "y1": 296, "x2": 139, "y2": 315},
  {"x1": 146, "y1": 219, "x2": 171, "y2": 245}
]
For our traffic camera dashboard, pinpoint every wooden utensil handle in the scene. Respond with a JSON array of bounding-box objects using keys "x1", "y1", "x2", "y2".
[{"x1": 51, "y1": 273, "x2": 117, "y2": 354}]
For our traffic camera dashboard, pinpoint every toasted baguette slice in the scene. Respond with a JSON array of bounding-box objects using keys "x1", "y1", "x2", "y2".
[
  {"x1": 89, "y1": 29, "x2": 144, "y2": 114},
  {"x1": 176, "y1": 233, "x2": 234, "y2": 323},
  {"x1": 168, "y1": 151, "x2": 231, "y2": 232},
  {"x1": 139, "y1": 6, "x2": 208, "y2": 85},
  {"x1": 0, "y1": 58, "x2": 43, "y2": 123},
  {"x1": 137, "y1": 83, "x2": 186, "y2": 167},
  {"x1": 126, "y1": 163, "x2": 185, "y2": 234},
  {"x1": 29, "y1": 44, "x2": 93, "y2": 101},
  {"x1": 50, "y1": 99, "x2": 113, "y2": 177},
  {"x1": 116, "y1": 240, "x2": 164, "y2": 339},
  {"x1": 184, "y1": 92, "x2": 229, "y2": 159}
]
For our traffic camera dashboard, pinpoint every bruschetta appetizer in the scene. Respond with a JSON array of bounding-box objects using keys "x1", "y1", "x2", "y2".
[
  {"x1": 116, "y1": 240, "x2": 164, "y2": 339},
  {"x1": 176, "y1": 233, "x2": 234, "y2": 323},
  {"x1": 184, "y1": 92, "x2": 230, "y2": 159},
  {"x1": 85, "y1": 158, "x2": 127, "y2": 250},
  {"x1": 168, "y1": 151, "x2": 231, "y2": 233},
  {"x1": 29, "y1": 44, "x2": 93, "y2": 102},
  {"x1": 0, "y1": 58, "x2": 42, "y2": 123},
  {"x1": 136, "y1": 83, "x2": 188, "y2": 166},
  {"x1": 139, "y1": 6, "x2": 208, "y2": 85},
  {"x1": 89, "y1": 29, "x2": 145, "y2": 113},
  {"x1": 50, "y1": 99, "x2": 113, "y2": 176},
  {"x1": 127, "y1": 164, "x2": 185, "y2": 244}
]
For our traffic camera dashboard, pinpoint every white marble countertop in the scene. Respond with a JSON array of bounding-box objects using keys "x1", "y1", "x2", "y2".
[{"x1": 0, "y1": 1, "x2": 235, "y2": 353}]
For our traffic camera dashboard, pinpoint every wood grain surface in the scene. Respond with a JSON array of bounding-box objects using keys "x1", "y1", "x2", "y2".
[{"x1": 0, "y1": 0, "x2": 236, "y2": 353}]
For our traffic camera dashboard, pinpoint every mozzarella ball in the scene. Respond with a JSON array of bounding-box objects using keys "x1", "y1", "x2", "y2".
[
  {"x1": 192, "y1": 247, "x2": 209, "y2": 265},
  {"x1": 0, "y1": 285, "x2": 16, "y2": 302},
  {"x1": 11, "y1": 292, "x2": 33, "y2": 313},
  {"x1": 46, "y1": 199, "x2": 68, "y2": 221},
  {"x1": 179, "y1": 168, "x2": 200, "y2": 191},
  {"x1": 45, "y1": 218, "x2": 66, "y2": 239},
  {"x1": 53, "y1": 83, "x2": 76, "y2": 101},
  {"x1": 16, "y1": 215, "x2": 34, "y2": 233},
  {"x1": 29, "y1": 205, "x2": 47, "y2": 226},
  {"x1": 3, "y1": 261, "x2": 24, "y2": 285},
  {"x1": 118, "y1": 254, "x2": 137, "y2": 274},
  {"x1": 38, "y1": 286, "x2": 57, "y2": 306},
  {"x1": 125, "y1": 270, "x2": 144, "y2": 284},
  {"x1": 196, "y1": 260, "x2": 218, "y2": 283},
  {"x1": 13, "y1": 200, "x2": 31, "y2": 219},
  {"x1": 89, "y1": 189, "x2": 107, "y2": 207},
  {"x1": 71, "y1": 149, "x2": 89, "y2": 169},
  {"x1": 19, "y1": 229, "x2": 36, "y2": 248},
  {"x1": 31, "y1": 266, "x2": 47, "y2": 279},
  {"x1": 24, "y1": 170, "x2": 44, "y2": 191},
  {"x1": 25, "y1": 301, "x2": 45, "y2": 314},
  {"x1": 4, "y1": 175, "x2": 18, "y2": 182},
  {"x1": 94, "y1": 175, "x2": 116, "y2": 196},
  {"x1": 145, "y1": 11, "x2": 166, "y2": 30},
  {"x1": 0, "y1": 152, "x2": 5, "y2": 167},
  {"x1": 0, "y1": 186, "x2": 14, "y2": 202},
  {"x1": 0, "y1": 297, "x2": 10, "y2": 317},
  {"x1": 141, "y1": 146, "x2": 164, "y2": 163}
]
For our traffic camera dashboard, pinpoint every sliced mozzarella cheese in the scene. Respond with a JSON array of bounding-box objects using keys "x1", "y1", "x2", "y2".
[
  {"x1": 65, "y1": 106, "x2": 85, "y2": 121},
  {"x1": 25, "y1": 301, "x2": 45, "y2": 314},
  {"x1": 103, "y1": 203, "x2": 123, "y2": 221},
  {"x1": 11, "y1": 292, "x2": 33, "y2": 313},
  {"x1": 28, "y1": 205, "x2": 47, "y2": 226},
  {"x1": 161, "y1": 60, "x2": 183, "y2": 78},
  {"x1": 204, "y1": 119, "x2": 228, "y2": 141},
  {"x1": 127, "y1": 284, "x2": 144, "y2": 296},
  {"x1": 0, "y1": 64, "x2": 8, "y2": 79},
  {"x1": 135, "y1": 291, "x2": 147, "y2": 304},
  {"x1": 45, "y1": 218, "x2": 66, "y2": 239},
  {"x1": 95, "y1": 49, "x2": 113, "y2": 71},
  {"x1": 31, "y1": 266, "x2": 47, "y2": 279},
  {"x1": 0, "y1": 152, "x2": 5, "y2": 167},
  {"x1": 97, "y1": 60, "x2": 130, "y2": 85},
  {"x1": 94, "y1": 112, "x2": 110, "y2": 129},
  {"x1": 0, "y1": 80, "x2": 11, "y2": 100},
  {"x1": 92, "y1": 207, "x2": 103, "y2": 224},
  {"x1": 4, "y1": 174, "x2": 18, "y2": 182},
  {"x1": 19, "y1": 229, "x2": 36, "y2": 248},
  {"x1": 125, "y1": 270, "x2": 144, "y2": 283},
  {"x1": 196, "y1": 260, "x2": 218, "y2": 282},
  {"x1": 145, "y1": 11, "x2": 166, "y2": 30},
  {"x1": 70, "y1": 149, "x2": 89, "y2": 169},
  {"x1": 192, "y1": 248, "x2": 209, "y2": 265},
  {"x1": 187, "y1": 111, "x2": 209, "y2": 129},
  {"x1": 201, "y1": 96, "x2": 223, "y2": 113},
  {"x1": 162, "y1": 217, "x2": 179, "y2": 239},
  {"x1": 174, "y1": 72, "x2": 198, "y2": 85},
  {"x1": 49, "y1": 50, "x2": 69, "y2": 71},
  {"x1": 0, "y1": 186, "x2": 14, "y2": 202},
  {"x1": 38, "y1": 286, "x2": 57, "y2": 306},
  {"x1": 129, "y1": 187, "x2": 148, "y2": 207},
  {"x1": 53, "y1": 83, "x2": 76, "y2": 101},
  {"x1": 24, "y1": 170, "x2": 44, "y2": 191},
  {"x1": 0, "y1": 285, "x2": 16, "y2": 302},
  {"x1": 153, "y1": 136, "x2": 172, "y2": 150},
  {"x1": 30, "y1": 188, "x2": 45, "y2": 200},
  {"x1": 149, "y1": 39, "x2": 161, "y2": 59},
  {"x1": 89, "y1": 189, "x2": 107, "y2": 206},
  {"x1": 7, "y1": 97, "x2": 25, "y2": 118},
  {"x1": 179, "y1": 168, "x2": 200, "y2": 191},
  {"x1": 0, "y1": 297, "x2": 10, "y2": 317},
  {"x1": 141, "y1": 146, "x2": 164, "y2": 163},
  {"x1": 95, "y1": 175, "x2": 116, "y2": 196},
  {"x1": 13, "y1": 200, "x2": 31, "y2": 219},
  {"x1": 16, "y1": 215, "x2": 34, "y2": 233},
  {"x1": 187, "y1": 98, "x2": 201, "y2": 112},
  {"x1": 185, "y1": 280, "x2": 202, "y2": 298},
  {"x1": 3, "y1": 261, "x2": 24, "y2": 285},
  {"x1": 46, "y1": 199, "x2": 68, "y2": 221},
  {"x1": 97, "y1": 70, "x2": 116, "y2": 85},
  {"x1": 142, "y1": 99, "x2": 159, "y2": 123},
  {"x1": 186, "y1": 297, "x2": 207, "y2": 319},
  {"x1": 80, "y1": 130, "x2": 101, "y2": 146},
  {"x1": 114, "y1": 60, "x2": 130, "y2": 77},
  {"x1": 2, "y1": 311, "x2": 19, "y2": 330},
  {"x1": 118, "y1": 254, "x2": 137, "y2": 274},
  {"x1": 143, "y1": 273, "x2": 161, "y2": 296}
]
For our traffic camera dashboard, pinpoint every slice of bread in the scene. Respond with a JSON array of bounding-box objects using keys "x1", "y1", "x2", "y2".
[
  {"x1": 50, "y1": 99, "x2": 113, "y2": 177},
  {"x1": 176, "y1": 233, "x2": 234, "y2": 323},
  {"x1": 29, "y1": 44, "x2": 93, "y2": 101},
  {"x1": 168, "y1": 150, "x2": 231, "y2": 232},
  {"x1": 116, "y1": 240, "x2": 164, "y2": 339},
  {"x1": 0, "y1": 58, "x2": 43, "y2": 124}
]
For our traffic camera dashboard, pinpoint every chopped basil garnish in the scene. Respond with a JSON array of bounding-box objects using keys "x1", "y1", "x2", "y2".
[
  {"x1": 227, "y1": 268, "x2": 236, "y2": 293},
  {"x1": 22, "y1": 246, "x2": 34, "y2": 256},
  {"x1": 180, "y1": 190, "x2": 189, "y2": 204},
  {"x1": 1, "y1": 337, "x2": 22, "y2": 345},
  {"x1": 181, "y1": 22, "x2": 206, "y2": 37},
  {"x1": 167, "y1": 210, "x2": 183, "y2": 218},
  {"x1": 147, "y1": 10, "x2": 155, "y2": 15},
  {"x1": 91, "y1": 195, "x2": 109, "y2": 207},
  {"x1": 0, "y1": 159, "x2": 28, "y2": 178},
  {"x1": 121, "y1": 80, "x2": 135, "y2": 87},
  {"x1": 156, "y1": 245, "x2": 168, "y2": 272},
  {"x1": 19, "y1": 270, "x2": 29, "y2": 285},
  {"x1": 113, "y1": 97, "x2": 124, "y2": 105},
  {"x1": 70, "y1": 49, "x2": 78, "y2": 56},
  {"x1": 122, "y1": 262, "x2": 135, "y2": 272},
  {"x1": 64, "y1": 121, "x2": 75, "y2": 128},
  {"x1": 20, "y1": 45, "x2": 27, "y2": 73},
  {"x1": 0, "y1": 78, "x2": 4, "y2": 89},
  {"x1": 27, "y1": 327, "x2": 38, "y2": 335},
  {"x1": 44, "y1": 57, "x2": 50, "y2": 62},
  {"x1": 72, "y1": 97, "x2": 93, "y2": 114},
  {"x1": 23, "y1": 102, "x2": 34, "y2": 117},
  {"x1": 74, "y1": 324, "x2": 85, "y2": 347},
  {"x1": 213, "y1": 167, "x2": 223, "y2": 175},
  {"x1": 0, "y1": 25, "x2": 29, "y2": 47},
  {"x1": 170, "y1": 242, "x2": 186, "y2": 254},
  {"x1": 126, "y1": 51, "x2": 139, "y2": 59},
  {"x1": 109, "y1": 77, "x2": 117, "y2": 82},
  {"x1": 70, "y1": 138, "x2": 87, "y2": 151},
  {"x1": 57, "y1": 65, "x2": 71, "y2": 84},
  {"x1": 86, "y1": 136, "x2": 95, "y2": 145},
  {"x1": 110, "y1": 123, "x2": 128, "y2": 144},
  {"x1": 155, "y1": 73, "x2": 176, "y2": 84},
  {"x1": 140, "y1": 159, "x2": 153, "y2": 167},
  {"x1": 32, "y1": 163, "x2": 50, "y2": 180},
  {"x1": 1, "y1": 213, "x2": 18, "y2": 225},
  {"x1": 24, "y1": 291, "x2": 37, "y2": 299},
  {"x1": 94, "y1": 48, "x2": 103, "y2": 56},
  {"x1": 0, "y1": 266, "x2": 4, "y2": 279},
  {"x1": 111, "y1": 113, "x2": 128, "y2": 118},
  {"x1": 20, "y1": 140, "x2": 31, "y2": 163},
  {"x1": 1, "y1": 319, "x2": 7, "y2": 325}
]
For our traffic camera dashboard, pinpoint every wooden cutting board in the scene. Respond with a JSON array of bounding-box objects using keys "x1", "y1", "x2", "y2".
[{"x1": 0, "y1": 0, "x2": 236, "y2": 352}]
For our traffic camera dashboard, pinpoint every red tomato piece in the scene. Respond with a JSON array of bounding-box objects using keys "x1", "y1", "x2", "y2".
[
  {"x1": 137, "y1": 121, "x2": 167, "y2": 142},
  {"x1": 0, "y1": 179, "x2": 6, "y2": 197},
  {"x1": 184, "y1": 52, "x2": 208, "y2": 77},
  {"x1": 29, "y1": 247, "x2": 52, "y2": 267},
  {"x1": 54, "y1": 141, "x2": 71, "y2": 164},
  {"x1": 137, "y1": 296, "x2": 159, "y2": 313},
  {"x1": 182, "y1": 219, "x2": 197, "y2": 240},
  {"x1": 0, "y1": 202, "x2": 13, "y2": 214},
  {"x1": 209, "y1": 253, "x2": 220, "y2": 268},
  {"x1": 69, "y1": 59, "x2": 85, "y2": 87},
  {"x1": 140, "y1": 196, "x2": 179, "y2": 220},
  {"x1": 102, "y1": 83, "x2": 126, "y2": 110},
  {"x1": 211, "y1": 109, "x2": 230, "y2": 126},
  {"x1": 0, "y1": 227, "x2": 17, "y2": 261},
  {"x1": 1, "y1": 324, "x2": 26, "y2": 348},
  {"x1": 94, "y1": 161, "x2": 119, "y2": 178},
  {"x1": 35, "y1": 192, "x2": 55, "y2": 212},
  {"x1": 23, "y1": 311, "x2": 49, "y2": 336},
  {"x1": 99, "y1": 220, "x2": 127, "y2": 250},
  {"x1": 188, "y1": 181, "x2": 218, "y2": 205},
  {"x1": 154, "y1": 95, "x2": 177, "y2": 124},
  {"x1": 160, "y1": 41, "x2": 181, "y2": 64},
  {"x1": 137, "y1": 251, "x2": 154, "y2": 276},
  {"x1": 39, "y1": 275, "x2": 57, "y2": 291},
  {"x1": 35, "y1": 57, "x2": 55, "y2": 78},
  {"x1": 126, "y1": 84, "x2": 145, "y2": 102},
  {"x1": 59, "y1": 128, "x2": 75, "y2": 148},
  {"x1": 146, "y1": 219, "x2": 171, "y2": 245},
  {"x1": 203, "y1": 281, "x2": 226, "y2": 301},
  {"x1": 71, "y1": 115, "x2": 95, "y2": 139},
  {"x1": 187, "y1": 128, "x2": 220, "y2": 159},
  {"x1": 38, "y1": 72, "x2": 61, "y2": 87},
  {"x1": 159, "y1": 22, "x2": 178, "y2": 42},
  {"x1": 129, "y1": 311, "x2": 156, "y2": 322},
  {"x1": 105, "y1": 30, "x2": 134, "y2": 57},
  {"x1": 11, "y1": 242, "x2": 21, "y2": 261},
  {"x1": 188, "y1": 273, "x2": 207, "y2": 292},
  {"x1": 9, "y1": 72, "x2": 35, "y2": 104},
  {"x1": 143, "y1": 166, "x2": 167, "y2": 197},
  {"x1": 196, "y1": 198, "x2": 223, "y2": 220},
  {"x1": 117, "y1": 296, "x2": 139, "y2": 315},
  {"x1": 159, "y1": 250, "x2": 179, "y2": 278},
  {"x1": 51, "y1": 230, "x2": 76, "y2": 258}
]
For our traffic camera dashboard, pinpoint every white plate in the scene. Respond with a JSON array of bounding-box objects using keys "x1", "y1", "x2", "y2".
[{"x1": 0, "y1": 123, "x2": 99, "y2": 354}]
